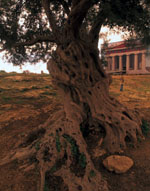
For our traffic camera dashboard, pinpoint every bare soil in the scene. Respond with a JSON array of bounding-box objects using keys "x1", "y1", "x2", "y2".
[{"x1": 0, "y1": 72, "x2": 150, "y2": 191}]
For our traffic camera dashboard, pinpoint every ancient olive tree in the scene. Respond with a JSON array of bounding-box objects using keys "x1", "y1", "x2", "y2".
[{"x1": 0, "y1": 0, "x2": 150, "y2": 190}]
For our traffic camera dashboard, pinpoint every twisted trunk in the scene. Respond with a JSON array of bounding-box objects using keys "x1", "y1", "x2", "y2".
[
  {"x1": 41, "y1": 39, "x2": 143, "y2": 190},
  {"x1": 48, "y1": 40, "x2": 143, "y2": 153}
]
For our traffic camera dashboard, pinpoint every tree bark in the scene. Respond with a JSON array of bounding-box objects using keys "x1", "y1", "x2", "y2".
[
  {"x1": 48, "y1": 39, "x2": 143, "y2": 152},
  {"x1": 43, "y1": 39, "x2": 143, "y2": 190}
]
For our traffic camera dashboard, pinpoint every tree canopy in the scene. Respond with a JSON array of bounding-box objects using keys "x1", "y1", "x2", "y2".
[{"x1": 0, "y1": 0, "x2": 150, "y2": 65}]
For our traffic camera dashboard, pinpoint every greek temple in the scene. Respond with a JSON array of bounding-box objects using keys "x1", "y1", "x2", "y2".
[{"x1": 102, "y1": 40, "x2": 150, "y2": 74}]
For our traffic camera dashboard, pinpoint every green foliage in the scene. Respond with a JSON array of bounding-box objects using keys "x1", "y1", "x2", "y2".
[
  {"x1": 79, "y1": 153, "x2": 87, "y2": 169},
  {"x1": 44, "y1": 85, "x2": 53, "y2": 89},
  {"x1": 89, "y1": 170, "x2": 96, "y2": 178},
  {"x1": 42, "y1": 91, "x2": 57, "y2": 96},
  {"x1": 63, "y1": 134, "x2": 87, "y2": 169},
  {"x1": 1, "y1": 0, "x2": 150, "y2": 65},
  {"x1": 35, "y1": 141, "x2": 40, "y2": 151},
  {"x1": 31, "y1": 86, "x2": 39, "y2": 90},
  {"x1": 128, "y1": 143, "x2": 135, "y2": 148},
  {"x1": 2, "y1": 96, "x2": 11, "y2": 102},
  {"x1": 44, "y1": 86, "x2": 49, "y2": 89},
  {"x1": 49, "y1": 165, "x2": 57, "y2": 174},
  {"x1": 56, "y1": 132, "x2": 61, "y2": 152},
  {"x1": 0, "y1": 88, "x2": 4, "y2": 93},
  {"x1": 21, "y1": 88, "x2": 29, "y2": 92},
  {"x1": 137, "y1": 137, "x2": 142, "y2": 143},
  {"x1": 63, "y1": 134, "x2": 79, "y2": 156},
  {"x1": 0, "y1": 70, "x2": 6, "y2": 73},
  {"x1": 44, "y1": 186, "x2": 49, "y2": 191},
  {"x1": 141, "y1": 119, "x2": 150, "y2": 136}
]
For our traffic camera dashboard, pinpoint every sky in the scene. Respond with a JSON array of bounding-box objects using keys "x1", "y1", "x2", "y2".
[
  {"x1": 0, "y1": 55, "x2": 49, "y2": 74},
  {"x1": 0, "y1": 27, "x2": 124, "y2": 74}
]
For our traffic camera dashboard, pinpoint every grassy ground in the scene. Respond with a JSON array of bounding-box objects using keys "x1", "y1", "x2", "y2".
[
  {"x1": 0, "y1": 72, "x2": 58, "y2": 124},
  {"x1": 109, "y1": 74, "x2": 150, "y2": 110},
  {"x1": 0, "y1": 72, "x2": 150, "y2": 191}
]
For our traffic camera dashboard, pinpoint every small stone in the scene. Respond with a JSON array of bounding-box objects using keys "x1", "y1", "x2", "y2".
[{"x1": 103, "y1": 155, "x2": 134, "y2": 174}]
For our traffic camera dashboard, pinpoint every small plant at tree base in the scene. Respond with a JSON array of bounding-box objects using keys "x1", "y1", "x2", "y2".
[
  {"x1": 137, "y1": 137, "x2": 142, "y2": 143},
  {"x1": 35, "y1": 141, "x2": 40, "y2": 151},
  {"x1": 44, "y1": 183, "x2": 49, "y2": 191},
  {"x1": 63, "y1": 134, "x2": 87, "y2": 169},
  {"x1": 141, "y1": 119, "x2": 150, "y2": 136},
  {"x1": 63, "y1": 134, "x2": 79, "y2": 156},
  {"x1": 79, "y1": 153, "x2": 87, "y2": 169},
  {"x1": 89, "y1": 170, "x2": 96, "y2": 178}
]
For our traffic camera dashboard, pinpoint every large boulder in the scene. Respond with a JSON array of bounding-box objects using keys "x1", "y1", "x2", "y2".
[{"x1": 103, "y1": 155, "x2": 134, "y2": 174}]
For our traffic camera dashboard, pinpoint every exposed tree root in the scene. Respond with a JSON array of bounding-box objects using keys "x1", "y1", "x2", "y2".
[
  {"x1": 34, "y1": 108, "x2": 107, "y2": 191},
  {"x1": 0, "y1": 102, "x2": 143, "y2": 191},
  {"x1": 0, "y1": 107, "x2": 108, "y2": 191}
]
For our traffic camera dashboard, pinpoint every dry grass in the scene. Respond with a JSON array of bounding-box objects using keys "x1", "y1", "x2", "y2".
[
  {"x1": 109, "y1": 74, "x2": 150, "y2": 109},
  {"x1": 0, "y1": 72, "x2": 57, "y2": 124}
]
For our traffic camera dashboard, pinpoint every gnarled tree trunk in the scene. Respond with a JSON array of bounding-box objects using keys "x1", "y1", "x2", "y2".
[
  {"x1": 48, "y1": 40, "x2": 143, "y2": 153},
  {"x1": 40, "y1": 39, "x2": 143, "y2": 191}
]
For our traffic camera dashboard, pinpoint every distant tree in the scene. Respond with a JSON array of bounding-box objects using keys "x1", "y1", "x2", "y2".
[
  {"x1": 99, "y1": 32, "x2": 110, "y2": 68},
  {"x1": 1, "y1": 1, "x2": 150, "y2": 190}
]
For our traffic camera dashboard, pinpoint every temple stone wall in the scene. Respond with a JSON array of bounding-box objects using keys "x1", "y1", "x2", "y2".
[{"x1": 103, "y1": 41, "x2": 150, "y2": 74}]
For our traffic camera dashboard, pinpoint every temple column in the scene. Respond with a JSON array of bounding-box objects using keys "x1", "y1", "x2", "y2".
[
  {"x1": 119, "y1": 55, "x2": 122, "y2": 71},
  {"x1": 142, "y1": 52, "x2": 146, "y2": 71},
  {"x1": 112, "y1": 56, "x2": 115, "y2": 71},
  {"x1": 126, "y1": 54, "x2": 130, "y2": 72},
  {"x1": 110, "y1": 57, "x2": 113, "y2": 70},
  {"x1": 134, "y1": 54, "x2": 138, "y2": 70},
  {"x1": 106, "y1": 57, "x2": 109, "y2": 71}
]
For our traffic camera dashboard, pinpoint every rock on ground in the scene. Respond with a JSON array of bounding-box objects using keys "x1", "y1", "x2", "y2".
[{"x1": 103, "y1": 155, "x2": 134, "y2": 174}]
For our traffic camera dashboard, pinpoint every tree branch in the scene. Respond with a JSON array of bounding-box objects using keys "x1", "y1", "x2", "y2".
[
  {"x1": 59, "y1": 0, "x2": 70, "y2": 15},
  {"x1": 70, "y1": 0, "x2": 91, "y2": 30},
  {"x1": 72, "y1": 0, "x2": 80, "y2": 7},
  {"x1": 13, "y1": 35, "x2": 56, "y2": 47},
  {"x1": 65, "y1": 0, "x2": 99, "y2": 38},
  {"x1": 89, "y1": 9, "x2": 107, "y2": 46},
  {"x1": 42, "y1": 0, "x2": 60, "y2": 42}
]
